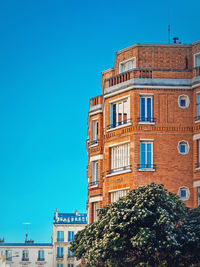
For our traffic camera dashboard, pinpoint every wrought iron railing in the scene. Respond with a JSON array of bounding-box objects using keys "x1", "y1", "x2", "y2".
[
  {"x1": 56, "y1": 255, "x2": 63, "y2": 259},
  {"x1": 195, "y1": 116, "x2": 200, "y2": 121},
  {"x1": 137, "y1": 117, "x2": 156, "y2": 123},
  {"x1": 107, "y1": 165, "x2": 131, "y2": 175},
  {"x1": 89, "y1": 181, "x2": 98, "y2": 187},
  {"x1": 195, "y1": 162, "x2": 200, "y2": 168},
  {"x1": 107, "y1": 118, "x2": 132, "y2": 130},
  {"x1": 37, "y1": 258, "x2": 45, "y2": 261},
  {"x1": 137, "y1": 164, "x2": 156, "y2": 169},
  {"x1": 22, "y1": 257, "x2": 29, "y2": 261},
  {"x1": 90, "y1": 139, "x2": 99, "y2": 146}
]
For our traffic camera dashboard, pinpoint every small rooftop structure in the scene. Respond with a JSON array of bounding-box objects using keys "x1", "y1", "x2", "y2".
[{"x1": 53, "y1": 209, "x2": 87, "y2": 224}]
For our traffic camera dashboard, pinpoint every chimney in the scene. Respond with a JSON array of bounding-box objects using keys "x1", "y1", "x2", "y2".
[{"x1": 173, "y1": 37, "x2": 179, "y2": 44}]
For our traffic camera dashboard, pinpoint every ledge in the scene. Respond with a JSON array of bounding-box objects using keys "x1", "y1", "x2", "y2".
[
  {"x1": 107, "y1": 122, "x2": 132, "y2": 132},
  {"x1": 138, "y1": 122, "x2": 155, "y2": 125},
  {"x1": 106, "y1": 169, "x2": 132, "y2": 177},
  {"x1": 138, "y1": 168, "x2": 155, "y2": 172},
  {"x1": 89, "y1": 104, "x2": 102, "y2": 113}
]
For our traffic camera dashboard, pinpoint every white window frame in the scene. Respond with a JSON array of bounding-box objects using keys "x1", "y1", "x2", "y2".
[
  {"x1": 107, "y1": 143, "x2": 131, "y2": 177},
  {"x1": 108, "y1": 96, "x2": 131, "y2": 131},
  {"x1": 177, "y1": 140, "x2": 189, "y2": 155},
  {"x1": 92, "y1": 119, "x2": 98, "y2": 146},
  {"x1": 139, "y1": 95, "x2": 154, "y2": 124},
  {"x1": 91, "y1": 161, "x2": 98, "y2": 186},
  {"x1": 22, "y1": 250, "x2": 29, "y2": 260},
  {"x1": 109, "y1": 188, "x2": 129, "y2": 203},
  {"x1": 119, "y1": 57, "x2": 136, "y2": 73},
  {"x1": 178, "y1": 94, "x2": 190, "y2": 109},
  {"x1": 194, "y1": 52, "x2": 200, "y2": 67},
  {"x1": 178, "y1": 186, "x2": 190, "y2": 201},
  {"x1": 139, "y1": 140, "x2": 154, "y2": 171}
]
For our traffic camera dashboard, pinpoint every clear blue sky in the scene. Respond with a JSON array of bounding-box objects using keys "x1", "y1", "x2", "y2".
[{"x1": 0, "y1": 0, "x2": 199, "y2": 243}]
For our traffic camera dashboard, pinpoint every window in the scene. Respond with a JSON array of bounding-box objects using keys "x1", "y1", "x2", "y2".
[
  {"x1": 68, "y1": 264, "x2": 74, "y2": 267},
  {"x1": 68, "y1": 231, "x2": 74, "y2": 242},
  {"x1": 178, "y1": 186, "x2": 190, "y2": 201},
  {"x1": 110, "y1": 189, "x2": 129, "y2": 203},
  {"x1": 92, "y1": 120, "x2": 98, "y2": 145},
  {"x1": 38, "y1": 250, "x2": 44, "y2": 261},
  {"x1": 119, "y1": 57, "x2": 136, "y2": 73},
  {"x1": 178, "y1": 95, "x2": 190, "y2": 109},
  {"x1": 57, "y1": 247, "x2": 63, "y2": 258},
  {"x1": 198, "y1": 187, "x2": 200, "y2": 206},
  {"x1": 139, "y1": 95, "x2": 154, "y2": 122},
  {"x1": 194, "y1": 53, "x2": 200, "y2": 67},
  {"x1": 68, "y1": 247, "x2": 74, "y2": 258},
  {"x1": 196, "y1": 93, "x2": 200, "y2": 121},
  {"x1": 178, "y1": 141, "x2": 189, "y2": 155},
  {"x1": 109, "y1": 98, "x2": 130, "y2": 129},
  {"x1": 5, "y1": 250, "x2": 12, "y2": 261},
  {"x1": 91, "y1": 161, "x2": 98, "y2": 185},
  {"x1": 57, "y1": 231, "x2": 64, "y2": 242},
  {"x1": 139, "y1": 141, "x2": 154, "y2": 170},
  {"x1": 109, "y1": 143, "x2": 130, "y2": 174},
  {"x1": 22, "y1": 250, "x2": 29, "y2": 261},
  {"x1": 57, "y1": 264, "x2": 63, "y2": 267},
  {"x1": 92, "y1": 202, "x2": 98, "y2": 222},
  {"x1": 197, "y1": 140, "x2": 200, "y2": 168}
]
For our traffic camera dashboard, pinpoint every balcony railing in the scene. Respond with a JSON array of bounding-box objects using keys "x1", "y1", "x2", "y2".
[
  {"x1": 6, "y1": 257, "x2": 12, "y2": 261},
  {"x1": 195, "y1": 116, "x2": 200, "y2": 121},
  {"x1": 22, "y1": 257, "x2": 29, "y2": 261},
  {"x1": 195, "y1": 66, "x2": 200, "y2": 77},
  {"x1": 107, "y1": 69, "x2": 153, "y2": 87},
  {"x1": 195, "y1": 162, "x2": 200, "y2": 169},
  {"x1": 107, "y1": 118, "x2": 132, "y2": 130},
  {"x1": 37, "y1": 258, "x2": 45, "y2": 261},
  {"x1": 137, "y1": 117, "x2": 157, "y2": 123},
  {"x1": 68, "y1": 255, "x2": 74, "y2": 258},
  {"x1": 90, "y1": 139, "x2": 99, "y2": 146},
  {"x1": 57, "y1": 239, "x2": 64, "y2": 242},
  {"x1": 107, "y1": 165, "x2": 131, "y2": 175},
  {"x1": 56, "y1": 255, "x2": 63, "y2": 259},
  {"x1": 89, "y1": 181, "x2": 98, "y2": 187},
  {"x1": 137, "y1": 164, "x2": 156, "y2": 170}
]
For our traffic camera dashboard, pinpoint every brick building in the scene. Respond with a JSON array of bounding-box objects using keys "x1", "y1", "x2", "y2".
[{"x1": 86, "y1": 40, "x2": 200, "y2": 224}]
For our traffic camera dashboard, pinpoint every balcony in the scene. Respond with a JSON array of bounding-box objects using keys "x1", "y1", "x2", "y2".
[
  {"x1": 137, "y1": 164, "x2": 156, "y2": 171},
  {"x1": 37, "y1": 258, "x2": 45, "y2": 261},
  {"x1": 22, "y1": 257, "x2": 29, "y2": 261},
  {"x1": 107, "y1": 118, "x2": 132, "y2": 130},
  {"x1": 90, "y1": 139, "x2": 99, "y2": 146},
  {"x1": 89, "y1": 180, "x2": 98, "y2": 187},
  {"x1": 56, "y1": 255, "x2": 63, "y2": 259},
  {"x1": 137, "y1": 117, "x2": 156, "y2": 123},
  {"x1": 195, "y1": 162, "x2": 200, "y2": 169},
  {"x1": 106, "y1": 165, "x2": 132, "y2": 176},
  {"x1": 57, "y1": 239, "x2": 64, "y2": 242}
]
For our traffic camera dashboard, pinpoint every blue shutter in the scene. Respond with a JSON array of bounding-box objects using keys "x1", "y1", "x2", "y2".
[
  {"x1": 72, "y1": 231, "x2": 74, "y2": 241},
  {"x1": 113, "y1": 104, "x2": 116, "y2": 127},
  {"x1": 147, "y1": 143, "x2": 152, "y2": 168},
  {"x1": 147, "y1": 98, "x2": 151, "y2": 121},
  {"x1": 61, "y1": 247, "x2": 63, "y2": 256},
  {"x1": 140, "y1": 97, "x2": 145, "y2": 121},
  {"x1": 140, "y1": 143, "x2": 146, "y2": 168},
  {"x1": 68, "y1": 231, "x2": 70, "y2": 241}
]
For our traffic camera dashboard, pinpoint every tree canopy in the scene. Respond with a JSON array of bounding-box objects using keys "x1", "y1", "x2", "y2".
[{"x1": 71, "y1": 183, "x2": 200, "y2": 267}]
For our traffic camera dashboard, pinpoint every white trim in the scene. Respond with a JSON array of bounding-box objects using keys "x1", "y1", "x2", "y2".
[
  {"x1": 119, "y1": 57, "x2": 136, "y2": 73},
  {"x1": 193, "y1": 181, "x2": 200, "y2": 187},
  {"x1": 108, "y1": 94, "x2": 130, "y2": 104},
  {"x1": 89, "y1": 109, "x2": 103, "y2": 116},
  {"x1": 177, "y1": 140, "x2": 190, "y2": 155},
  {"x1": 108, "y1": 140, "x2": 130, "y2": 147},
  {"x1": 107, "y1": 122, "x2": 132, "y2": 132},
  {"x1": 90, "y1": 143, "x2": 98, "y2": 148},
  {"x1": 195, "y1": 120, "x2": 200, "y2": 124},
  {"x1": 178, "y1": 94, "x2": 190, "y2": 109},
  {"x1": 178, "y1": 186, "x2": 190, "y2": 201},
  {"x1": 139, "y1": 93, "x2": 154, "y2": 96},
  {"x1": 90, "y1": 155, "x2": 103, "y2": 162},
  {"x1": 194, "y1": 52, "x2": 200, "y2": 67},
  {"x1": 109, "y1": 187, "x2": 130, "y2": 193},
  {"x1": 195, "y1": 167, "x2": 200, "y2": 171},
  {"x1": 91, "y1": 117, "x2": 98, "y2": 121},
  {"x1": 89, "y1": 184, "x2": 98, "y2": 189},
  {"x1": 193, "y1": 134, "x2": 200, "y2": 140},
  {"x1": 106, "y1": 169, "x2": 132, "y2": 177},
  {"x1": 139, "y1": 168, "x2": 155, "y2": 172},
  {"x1": 139, "y1": 122, "x2": 155, "y2": 125},
  {"x1": 89, "y1": 196, "x2": 102, "y2": 203}
]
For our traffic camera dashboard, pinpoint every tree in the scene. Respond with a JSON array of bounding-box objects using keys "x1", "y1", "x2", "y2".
[{"x1": 71, "y1": 183, "x2": 199, "y2": 267}]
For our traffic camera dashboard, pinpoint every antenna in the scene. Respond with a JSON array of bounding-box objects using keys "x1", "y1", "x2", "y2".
[
  {"x1": 22, "y1": 222, "x2": 31, "y2": 241},
  {"x1": 168, "y1": 24, "x2": 171, "y2": 44}
]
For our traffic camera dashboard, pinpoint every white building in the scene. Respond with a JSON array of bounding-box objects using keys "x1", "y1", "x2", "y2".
[
  {"x1": 52, "y1": 209, "x2": 87, "y2": 267},
  {"x1": 0, "y1": 239, "x2": 53, "y2": 267}
]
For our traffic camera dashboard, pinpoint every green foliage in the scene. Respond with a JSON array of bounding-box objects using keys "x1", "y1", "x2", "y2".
[{"x1": 70, "y1": 183, "x2": 200, "y2": 267}]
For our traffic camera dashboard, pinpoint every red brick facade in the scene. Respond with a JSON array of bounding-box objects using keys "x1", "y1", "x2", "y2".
[{"x1": 87, "y1": 41, "x2": 200, "y2": 224}]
